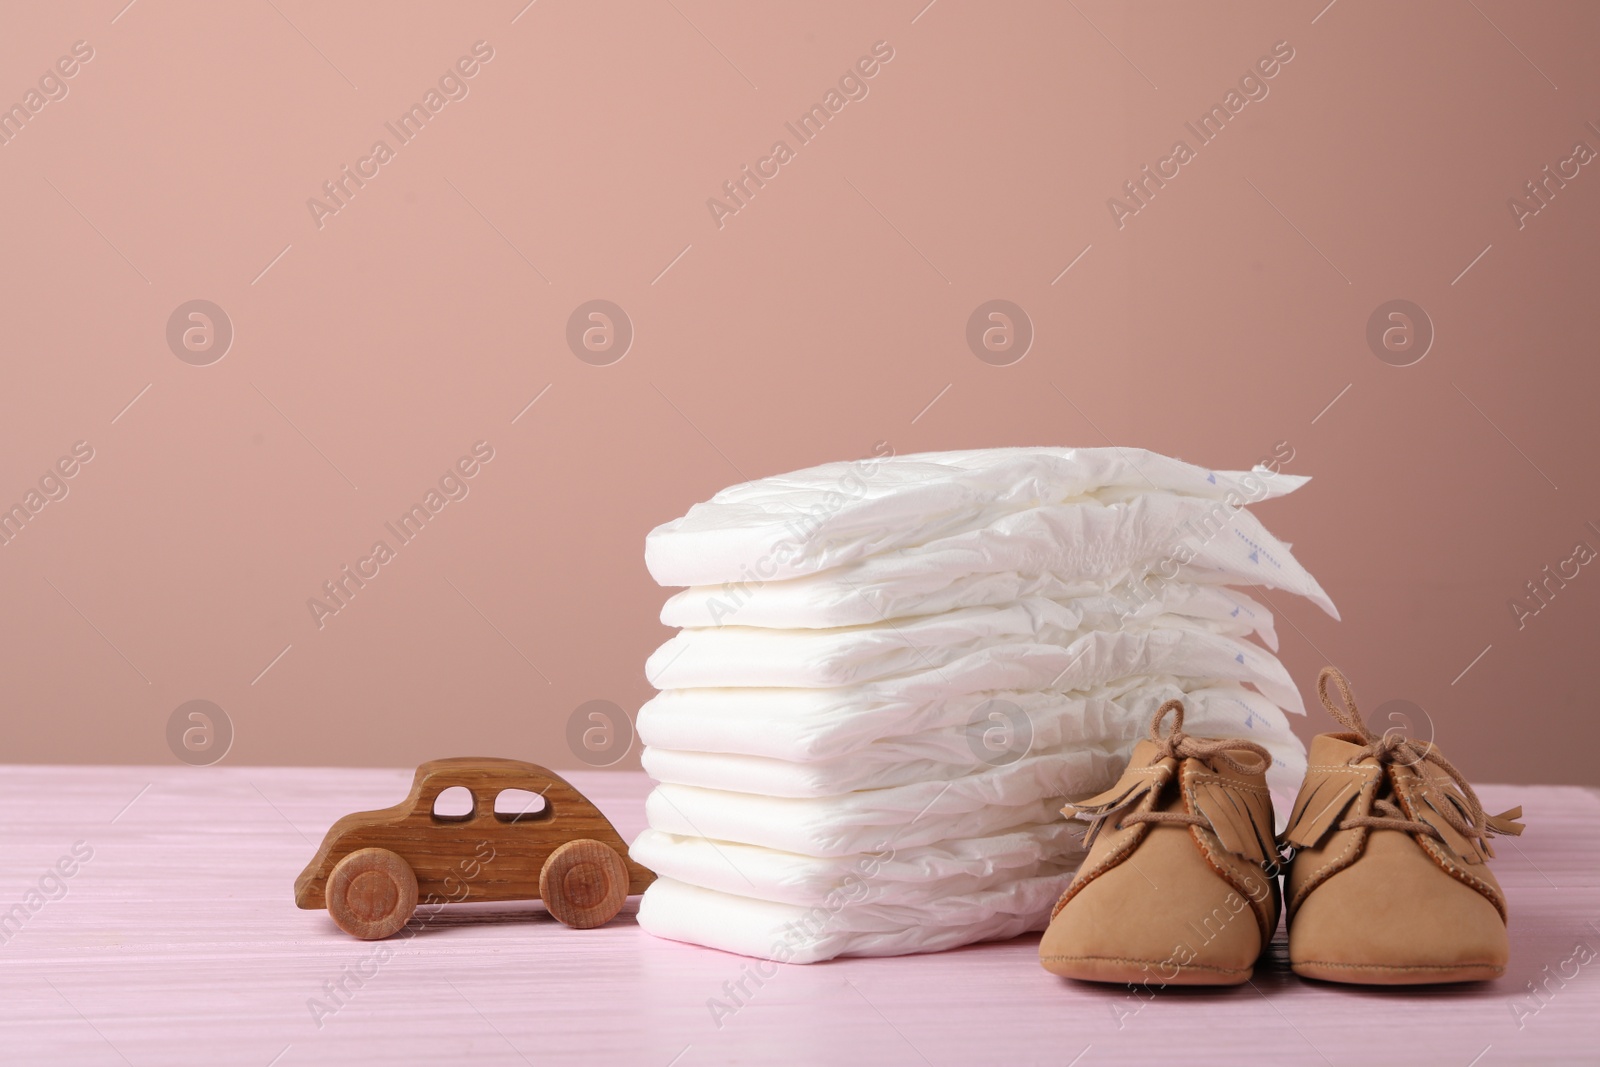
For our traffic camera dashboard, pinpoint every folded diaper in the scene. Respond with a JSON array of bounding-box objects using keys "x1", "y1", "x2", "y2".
[
  {"x1": 640, "y1": 681, "x2": 1302, "y2": 798},
  {"x1": 630, "y1": 821, "x2": 1084, "y2": 907},
  {"x1": 638, "y1": 875, "x2": 1072, "y2": 964},
  {"x1": 646, "y1": 775, "x2": 1069, "y2": 858},
  {"x1": 645, "y1": 447, "x2": 1306, "y2": 586},
  {"x1": 648, "y1": 624, "x2": 1304, "y2": 713},
  {"x1": 639, "y1": 677, "x2": 1287, "y2": 762},
  {"x1": 660, "y1": 491, "x2": 1334, "y2": 629},
  {"x1": 645, "y1": 721, "x2": 1307, "y2": 858},
  {"x1": 631, "y1": 446, "x2": 1336, "y2": 963},
  {"x1": 639, "y1": 658, "x2": 1302, "y2": 771}
]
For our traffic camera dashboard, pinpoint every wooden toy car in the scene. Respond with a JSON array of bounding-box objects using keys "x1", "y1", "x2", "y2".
[{"x1": 294, "y1": 757, "x2": 654, "y2": 939}]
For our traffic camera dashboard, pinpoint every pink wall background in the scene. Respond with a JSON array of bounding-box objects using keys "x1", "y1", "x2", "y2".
[{"x1": 2, "y1": 1, "x2": 1596, "y2": 784}]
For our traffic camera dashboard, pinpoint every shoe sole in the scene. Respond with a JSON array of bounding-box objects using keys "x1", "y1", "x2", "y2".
[
  {"x1": 1041, "y1": 954, "x2": 1254, "y2": 986},
  {"x1": 1291, "y1": 959, "x2": 1505, "y2": 985}
]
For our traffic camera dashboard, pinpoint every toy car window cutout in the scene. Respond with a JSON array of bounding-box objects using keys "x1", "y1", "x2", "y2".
[
  {"x1": 431, "y1": 785, "x2": 474, "y2": 821},
  {"x1": 493, "y1": 788, "x2": 549, "y2": 823}
]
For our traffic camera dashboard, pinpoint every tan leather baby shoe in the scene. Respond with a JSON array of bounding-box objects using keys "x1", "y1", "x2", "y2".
[
  {"x1": 1040, "y1": 698, "x2": 1281, "y2": 985},
  {"x1": 1281, "y1": 667, "x2": 1524, "y2": 984}
]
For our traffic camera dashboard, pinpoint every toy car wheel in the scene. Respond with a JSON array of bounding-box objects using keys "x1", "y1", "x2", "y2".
[
  {"x1": 326, "y1": 847, "x2": 418, "y2": 939},
  {"x1": 539, "y1": 839, "x2": 628, "y2": 929}
]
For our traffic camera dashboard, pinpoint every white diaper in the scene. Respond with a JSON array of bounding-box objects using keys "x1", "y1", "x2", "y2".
[
  {"x1": 637, "y1": 875, "x2": 1071, "y2": 963},
  {"x1": 648, "y1": 737, "x2": 1192, "y2": 857},
  {"x1": 647, "y1": 622, "x2": 1304, "y2": 713},
  {"x1": 639, "y1": 677, "x2": 1287, "y2": 761},
  {"x1": 640, "y1": 681, "x2": 1301, "y2": 798},
  {"x1": 660, "y1": 492, "x2": 1334, "y2": 629},
  {"x1": 646, "y1": 448, "x2": 1308, "y2": 586},
  {"x1": 629, "y1": 821, "x2": 1084, "y2": 907}
]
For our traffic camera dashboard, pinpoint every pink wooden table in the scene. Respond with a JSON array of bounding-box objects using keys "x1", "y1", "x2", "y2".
[{"x1": 1, "y1": 767, "x2": 1594, "y2": 1066}]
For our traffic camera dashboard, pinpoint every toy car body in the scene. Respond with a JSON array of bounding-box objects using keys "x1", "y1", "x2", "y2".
[{"x1": 295, "y1": 757, "x2": 653, "y2": 938}]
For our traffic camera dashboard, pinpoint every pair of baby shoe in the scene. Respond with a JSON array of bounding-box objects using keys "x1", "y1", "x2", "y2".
[{"x1": 1040, "y1": 667, "x2": 1524, "y2": 986}]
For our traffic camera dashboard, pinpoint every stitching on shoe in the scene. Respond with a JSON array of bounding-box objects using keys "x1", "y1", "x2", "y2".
[
  {"x1": 1392, "y1": 779, "x2": 1510, "y2": 922},
  {"x1": 1190, "y1": 828, "x2": 1276, "y2": 945},
  {"x1": 1414, "y1": 835, "x2": 1510, "y2": 922},
  {"x1": 1284, "y1": 765, "x2": 1372, "y2": 838},
  {"x1": 1287, "y1": 778, "x2": 1378, "y2": 914},
  {"x1": 1041, "y1": 954, "x2": 1252, "y2": 975},
  {"x1": 1051, "y1": 760, "x2": 1176, "y2": 918},
  {"x1": 1185, "y1": 770, "x2": 1271, "y2": 794},
  {"x1": 1181, "y1": 763, "x2": 1277, "y2": 943},
  {"x1": 1050, "y1": 817, "x2": 1151, "y2": 919},
  {"x1": 1292, "y1": 959, "x2": 1504, "y2": 974},
  {"x1": 1287, "y1": 765, "x2": 1371, "y2": 821}
]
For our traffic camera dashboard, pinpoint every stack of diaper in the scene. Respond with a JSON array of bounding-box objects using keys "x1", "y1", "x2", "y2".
[{"x1": 631, "y1": 447, "x2": 1337, "y2": 963}]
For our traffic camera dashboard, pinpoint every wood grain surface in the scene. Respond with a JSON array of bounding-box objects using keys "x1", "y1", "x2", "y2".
[{"x1": 0, "y1": 766, "x2": 1594, "y2": 1066}]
